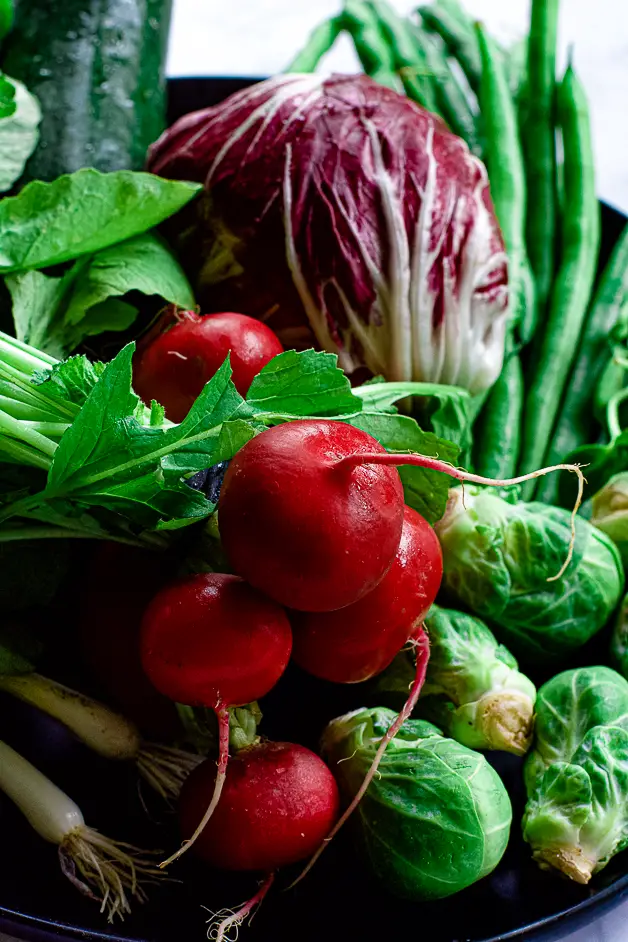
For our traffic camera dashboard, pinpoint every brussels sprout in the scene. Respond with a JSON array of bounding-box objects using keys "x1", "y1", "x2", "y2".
[
  {"x1": 523, "y1": 725, "x2": 628, "y2": 883},
  {"x1": 524, "y1": 666, "x2": 628, "y2": 795},
  {"x1": 322, "y1": 706, "x2": 512, "y2": 901},
  {"x1": 374, "y1": 606, "x2": 536, "y2": 755},
  {"x1": 434, "y1": 486, "x2": 624, "y2": 663},
  {"x1": 591, "y1": 472, "x2": 628, "y2": 565}
]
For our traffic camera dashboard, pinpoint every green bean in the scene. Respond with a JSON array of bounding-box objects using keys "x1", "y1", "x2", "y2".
[
  {"x1": 285, "y1": 16, "x2": 343, "y2": 72},
  {"x1": 417, "y1": 3, "x2": 481, "y2": 93},
  {"x1": 342, "y1": 0, "x2": 400, "y2": 91},
  {"x1": 505, "y1": 37, "x2": 528, "y2": 104},
  {"x1": 474, "y1": 353, "x2": 524, "y2": 478},
  {"x1": 539, "y1": 224, "x2": 628, "y2": 482},
  {"x1": 521, "y1": 0, "x2": 559, "y2": 316},
  {"x1": 520, "y1": 60, "x2": 600, "y2": 500},
  {"x1": 475, "y1": 23, "x2": 537, "y2": 346},
  {"x1": 413, "y1": 28, "x2": 482, "y2": 154},
  {"x1": 367, "y1": 1, "x2": 440, "y2": 112}
]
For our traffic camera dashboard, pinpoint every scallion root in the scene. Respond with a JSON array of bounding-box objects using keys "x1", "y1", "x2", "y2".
[
  {"x1": 291, "y1": 629, "x2": 431, "y2": 886},
  {"x1": 204, "y1": 873, "x2": 275, "y2": 942},
  {"x1": 59, "y1": 826, "x2": 164, "y2": 922},
  {"x1": 136, "y1": 743, "x2": 203, "y2": 803}
]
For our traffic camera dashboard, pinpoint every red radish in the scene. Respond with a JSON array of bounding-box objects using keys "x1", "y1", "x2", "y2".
[
  {"x1": 219, "y1": 419, "x2": 587, "y2": 615},
  {"x1": 291, "y1": 505, "x2": 442, "y2": 683},
  {"x1": 140, "y1": 572, "x2": 292, "y2": 865},
  {"x1": 179, "y1": 741, "x2": 339, "y2": 870},
  {"x1": 219, "y1": 420, "x2": 405, "y2": 612},
  {"x1": 179, "y1": 741, "x2": 339, "y2": 942},
  {"x1": 133, "y1": 310, "x2": 284, "y2": 421}
]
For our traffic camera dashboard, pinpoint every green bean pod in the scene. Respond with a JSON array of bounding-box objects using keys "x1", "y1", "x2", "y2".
[
  {"x1": 417, "y1": 2, "x2": 481, "y2": 92},
  {"x1": 521, "y1": 61, "x2": 600, "y2": 500},
  {"x1": 368, "y1": 1, "x2": 440, "y2": 113},
  {"x1": 475, "y1": 23, "x2": 537, "y2": 345},
  {"x1": 285, "y1": 16, "x2": 343, "y2": 72},
  {"x1": 539, "y1": 225, "x2": 628, "y2": 484},
  {"x1": 342, "y1": 0, "x2": 400, "y2": 91},
  {"x1": 521, "y1": 0, "x2": 559, "y2": 316},
  {"x1": 474, "y1": 354, "x2": 524, "y2": 478},
  {"x1": 413, "y1": 28, "x2": 482, "y2": 154}
]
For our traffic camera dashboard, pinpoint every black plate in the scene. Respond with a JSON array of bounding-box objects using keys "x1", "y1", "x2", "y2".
[{"x1": 1, "y1": 76, "x2": 628, "y2": 942}]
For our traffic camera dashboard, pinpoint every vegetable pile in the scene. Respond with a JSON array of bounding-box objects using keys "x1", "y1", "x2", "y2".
[{"x1": 2, "y1": 0, "x2": 628, "y2": 939}]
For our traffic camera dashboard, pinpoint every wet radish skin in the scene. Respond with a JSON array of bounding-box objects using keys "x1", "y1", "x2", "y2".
[
  {"x1": 140, "y1": 573, "x2": 292, "y2": 708},
  {"x1": 179, "y1": 741, "x2": 340, "y2": 870},
  {"x1": 133, "y1": 311, "x2": 284, "y2": 421},
  {"x1": 291, "y1": 505, "x2": 443, "y2": 683},
  {"x1": 219, "y1": 420, "x2": 405, "y2": 612}
]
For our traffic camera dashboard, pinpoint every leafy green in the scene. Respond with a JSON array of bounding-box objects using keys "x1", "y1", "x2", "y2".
[
  {"x1": 436, "y1": 486, "x2": 625, "y2": 663},
  {"x1": 323, "y1": 706, "x2": 512, "y2": 900},
  {"x1": 376, "y1": 605, "x2": 536, "y2": 755},
  {"x1": 33, "y1": 356, "x2": 106, "y2": 408},
  {"x1": 246, "y1": 349, "x2": 360, "y2": 418},
  {"x1": 39, "y1": 346, "x2": 255, "y2": 530},
  {"x1": 523, "y1": 725, "x2": 628, "y2": 883},
  {"x1": 524, "y1": 666, "x2": 628, "y2": 795},
  {"x1": 0, "y1": 75, "x2": 40, "y2": 193},
  {"x1": 350, "y1": 411, "x2": 459, "y2": 525},
  {"x1": 0, "y1": 169, "x2": 201, "y2": 272},
  {"x1": 9, "y1": 232, "x2": 195, "y2": 358},
  {"x1": 353, "y1": 379, "x2": 472, "y2": 452}
]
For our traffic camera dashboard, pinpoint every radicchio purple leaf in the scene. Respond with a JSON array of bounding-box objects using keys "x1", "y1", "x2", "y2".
[{"x1": 148, "y1": 74, "x2": 508, "y2": 394}]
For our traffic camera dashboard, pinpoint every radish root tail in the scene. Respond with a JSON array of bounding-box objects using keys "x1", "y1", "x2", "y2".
[
  {"x1": 338, "y1": 453, "x2": 586, "y2": 581},
  {"x1": 160, "y1": 703, "x2": 231, "y2": 868},
  {"x1": 205, "y1": 873, "x2": 275, "y2": 942},
  {"x1": 290, "y1": 629, "x2": 431, "y2": 887},
  {"x1": 136, "y1": 742, "x2": 203, "y2": 803},
  {"x1": 59, "y1": 826, "x2": 163, "y2": 922}
]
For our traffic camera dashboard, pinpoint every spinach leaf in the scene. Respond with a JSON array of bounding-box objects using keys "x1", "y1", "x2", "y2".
[
  {"x1": 0, "y1": 169, "x2": 201, "y2": 272},
  {"x1": 246, "y1": 349, "x2": 360, "y2": 418},
  {"x1": 0, "y1": 75, "x2": 40, "y2": 192},
  {"x1": 354, "y1": 378, "x2": 472, "y2": 453},
  {"x1": 348, "y1": 411, "x2": 459, "y2": 524},
  {"x1": 9, "y1": 232, "x2": 195, "y2": 357}
]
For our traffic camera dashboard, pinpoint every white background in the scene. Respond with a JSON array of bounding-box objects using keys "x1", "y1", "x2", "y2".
[
  {"x1": 1, "y1": 3, "x2": 627, "y2": 941},
  {"x1": 166, "y1": 0, "x2": 628, "y2": 214}
]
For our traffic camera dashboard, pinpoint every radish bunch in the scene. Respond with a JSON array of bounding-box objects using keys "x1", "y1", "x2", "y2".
[{"x1": 139, "y1": 418, "x2": 445, "y2": 872}]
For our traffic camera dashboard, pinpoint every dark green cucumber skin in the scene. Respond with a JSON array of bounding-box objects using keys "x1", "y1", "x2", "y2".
[{"x1": 2, "y1": 0, "x2": 173, "y2": 181}]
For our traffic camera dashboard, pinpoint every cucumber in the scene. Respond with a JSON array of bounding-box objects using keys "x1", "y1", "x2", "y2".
[{"x1": 1, "y1": 0, "x2": 172, "y2": 181}]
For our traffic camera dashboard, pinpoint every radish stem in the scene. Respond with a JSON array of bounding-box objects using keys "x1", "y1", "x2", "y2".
[
  {"x1": 338, "y1": 453, "x2": 585, "y2": 581},
  {"x1": 206, "y1": 872, "x2": 275, "y2": 942},
  {"x1": 290, "y1": 629, "x2": 431, "y2": 886},
  {"x1": 161, "y1": 702, "x2": 231, "y2": 867},
  {"x1": 0, "y1": 740, "x2": 162, "y2": 921}
]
